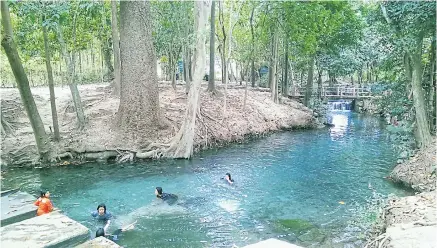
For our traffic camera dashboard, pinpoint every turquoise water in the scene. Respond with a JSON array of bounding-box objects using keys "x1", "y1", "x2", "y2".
[{"x1": 2, "y1": 112, "x2": 408, "y2": 247}]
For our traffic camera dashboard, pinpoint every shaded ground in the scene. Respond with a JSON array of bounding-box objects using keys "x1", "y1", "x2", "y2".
[
  {"x1": 0, "y1": 82, "x2": 315, "y2": 167},
  {"x1": 366, "y1": 141, "x2": 436, "y2": 248}
]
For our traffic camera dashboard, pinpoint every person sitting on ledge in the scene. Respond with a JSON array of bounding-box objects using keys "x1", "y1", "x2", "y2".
[{"x1": 34, "y1": 190, "x2": 53, "y2": 216}]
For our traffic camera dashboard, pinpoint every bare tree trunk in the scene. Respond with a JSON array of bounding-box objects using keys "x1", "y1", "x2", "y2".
[
  {"x1": 42, "y1": 16, "x2": 60, "y2": 142},
  {"x1": 117, "y1": 1, "x2": 160, "y2": 141},
  {"x1": 103, "y1": 38, "x2": 114, "y2": 80},
  {"x1": 207, "y1": 0, "x2": 216, "y2": 92},
  {"x1": 317, "y1": 69, "x2": 322, "y2": 99},
  {"x1": 250, "y1": 5, "x2": 256, "y2": 88},
  {"x1": 165, "y1": 0, "x2": 209, "y2": 158},
  {"x1": 1, "y1": 1, "x2": 52, "y2": 161},
  {"x1": 111, "y1": 0, "x2": 121, "y2": 96},
  {"x1": 270, "y1": 29, "x2": 278, "y2": 103},
  {"x1": 409, "y1": 33, "x2": 432, "y2": 147},
  {"x1": 184, "y1": 47, "x2": 191, "y2": 94},
  {"x1": 283, "y1": 36, "x2": 289, "y2": 97},
  {"x1": 56, "y1": 14, "x2": 86, "y2": 129},
  {"x1": 304, "y1": 55, "x2": 315, "y2": 107}
]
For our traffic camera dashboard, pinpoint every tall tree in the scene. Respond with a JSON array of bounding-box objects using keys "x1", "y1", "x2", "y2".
[
  {"x1": 111, "y1": 0, "x2": 121, "y2": 96},
  {"x1": 165, "y1": 0, "x2": 209, "y2": 158},
  {"x1": 1, "y1": 1, "x2": 52, "y2": 160},
  {"x1": 42, "y1": 14, "x2": 60, "y2": 141},
  {"x1": 207, "y1": 0, "x2": 216, "y2": 93},
  {"x1": 117, "y1": 1, "x2": 160, "y2": 141}
]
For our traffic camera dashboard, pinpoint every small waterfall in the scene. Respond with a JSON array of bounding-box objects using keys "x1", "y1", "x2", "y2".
[{"x1": 328, "y1": 100, "x2": 354, "y2": 111}]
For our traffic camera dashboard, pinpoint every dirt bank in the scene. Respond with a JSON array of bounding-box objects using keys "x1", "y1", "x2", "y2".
[
  {"x1": 1, "y1": 82, "x2": 316, "y2": 167},
  {"x1": 366, "y1": 141, "x2": 436, "y2": 248}
]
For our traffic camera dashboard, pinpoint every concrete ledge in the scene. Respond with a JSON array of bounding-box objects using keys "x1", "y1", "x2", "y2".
[
  {"x1": 386, "y1": 224, "x2": 437, "y2": 248},
  {"x1": 76, "y1": 237, "x2": 120, "y2": 248},
  {"x1": 1, "y1": 191, "x2": 37, "y2": 226},
  {"x1": 243, "y1": 238, "x2": 303, "y2": 248},
  {"x1": 1, "y1": 212, "x2": 89, "y2": 248}
]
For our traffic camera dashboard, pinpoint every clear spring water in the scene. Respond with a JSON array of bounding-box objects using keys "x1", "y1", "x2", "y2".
[{"x1": 2, "y1": 111, "x2": 409, "y2": 247}]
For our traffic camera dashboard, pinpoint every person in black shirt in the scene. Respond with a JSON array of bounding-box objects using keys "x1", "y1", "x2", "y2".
[{"x1": 155, "y1": 187, "x2": 178, "y2": 205}]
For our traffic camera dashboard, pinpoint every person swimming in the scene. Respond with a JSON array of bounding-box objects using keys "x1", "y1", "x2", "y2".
[
  {"x1": 92, "y1": 203, "x2": 112, "y2": 232},
  {"x1": 34, "y1": 190, "x2": 53, "y2": 216},
  {"x1": 222, "y1": 173, "x2": 234, "y2": 184},
  {"x1": 155, "y1": 187, "x2": 178, "y2": 205},
  {"x1": 95, "y1": 221, "x2": 137, "y2": 242}
]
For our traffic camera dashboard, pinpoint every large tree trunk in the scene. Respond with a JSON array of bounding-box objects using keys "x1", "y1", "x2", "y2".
[
  {"x1": 207, "y1": 0, "x2": 216, "y2": 92},
  {"x1": 282, "y1": 36, "x2": 289, "y2": 97},
  {"x1": 42, "y1": 16, "x2": 60, "y2": 142},
  {"x1": 117, "y1": 1, "x2": 160, "y2": 141},
  {"x1": 56, "y1": 15, "x2": 86, "y2": 129},
  {"x1": 165, "y1": 0, "x2": 209, "y2": 158},
  {"x1": 111, "y1": 0, "x2": 121, "y2": 96},
  {"x1": 304, "y1": 56, "x2": 315, "y2": 107},
  {"x1": 409, "y1": 33, "x2": 432, "y2": 147},
  {"x1": 1, "y1": 2, "x2": 52, "y2": 160}
]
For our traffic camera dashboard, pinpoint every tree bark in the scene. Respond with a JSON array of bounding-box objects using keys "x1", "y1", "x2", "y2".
[
  {"x1": 317, "y1": 69, "x2": 323, "y2": 99},
  {"x1": 184, "y1": 47, "x2": 191, "y2": 94},
  {"x1": 410, "y1": 33, "x2": 432, "y2": 147},
  {"x1": 103, "y1": 38, "x2": 114, "y2": 80},
  {"x1": 117, "y1": 1, "x2": 160, "y2": 141},
  {"x1": 42, "y1": 16, "x2": 60, "y2": 142},
  {"x1": 166, "y1": 0, "x2": 209, "y2": 158},
  {"x1": 270, "y1": 29, "x2": 278, "y2": 103},
  {"x1": 1, "y1": 1, "x2": 52, "y2": 160},
  {"x1": 250, "y1": 6, "x2": 256, "y2": 88},
  {"x1": 304, "y1": 55, "x2": 315, "y2": 106},
  {"x1": 207, "y1": 0, "x2": 216, "y2": 92},
  {"x1": 404, "y1": 53, "x2": 412, "y2": 95},
  {"x1": 56, "y1": 14, "x2": 86, "y2": 129},
  {"x1": 111, "y1": 0, "x2": 121, "y2": 96},
  {"x1": 283, "y1": 36, "x2": 289, "y2": 97}
]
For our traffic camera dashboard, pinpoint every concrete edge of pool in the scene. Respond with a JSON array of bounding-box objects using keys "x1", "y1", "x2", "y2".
[{"x1": 0, "y1": 191, "x2": 302, "y2": 248}]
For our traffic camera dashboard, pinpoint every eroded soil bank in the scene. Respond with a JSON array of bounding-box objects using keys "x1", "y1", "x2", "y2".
[{"x1": 1, "y1": 82, "x2": 316, "y2": 167}]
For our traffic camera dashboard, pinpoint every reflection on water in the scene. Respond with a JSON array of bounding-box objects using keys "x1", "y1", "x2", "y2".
[
  {"x1": 329, "y1": 111, "x2": 350, "y2": 138},
  {"x1": 2, "y1": 113, "x2": 407, "y2": 248}
]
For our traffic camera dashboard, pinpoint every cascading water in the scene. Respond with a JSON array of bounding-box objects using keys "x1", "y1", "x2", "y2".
[{"x1": 328, "y1": 99, "x2": 354, "y2": 111}]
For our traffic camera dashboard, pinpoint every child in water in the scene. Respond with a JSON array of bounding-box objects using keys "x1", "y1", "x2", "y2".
[
  {"x1": 34, "y1": 190, "x2": 53, "y2": 216},
  {"x1": 223, "y1": 173, "x2": 234, "y2": 184},
  {"x1": 95, "y1": 221, "x2": 137, "y2": 242},
  {"x1": 92, "y1": 203, "x2": 112, "y2": 232}
]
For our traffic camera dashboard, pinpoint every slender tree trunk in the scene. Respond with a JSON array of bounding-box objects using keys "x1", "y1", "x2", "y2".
[
  {"x1": 283, "y1": 36, "x2": 289, "y2": 97},
  {"x1": 290, "y1": 62, "x2": 294, "y2": 96},
  {"x1": 317, "y1": 69, "x2": 322, "y2": 99},
  {"x1": 304, "y1": 55, "x2": 315, "y2": 107},
  {"x1": 188, "y1": 48, "x2": 193, "y2": 82},
  {"x1": 165, "y1": 0, "x2": 209, "y2": 158},
  {"x1": 250, "y1": 6, "x2": 255, "y2": 88},
  {"x1": 56, "y1": 15, "x2": 86, "y2": 129},
  {"x1": 103, "y1": 39, "x2": 114, "y2": 80},
  {"x1": 184, "y1": 47, "x2": 191, "y2": 94},
  {"x1": 430, "y1": 39, "x2": 436, "y2": 131},
  {"x1": 409, "y1": 34, "x2": 432, "y2": 147},
  {"x1": 1, "y1": 1, "x2": 52, "y2": 160},
  {"x1": 358, "y1": 69, "x2": 363, "y2": 86},
  {"x1": 404, "y1": 53, "x2": 412, "y2": 96},
  {"x1": 42, "y1": 17, "x2": 60, "y2": 142},
  {"x1": 270, "y1": 29, "x2": 278, "y2": 103},
  {"x1": 117, "y1": 1, "x2": 160, "y2": 141},
  {"x1": 207, "y1": 0, "x2": 216, "y2": 92},
  {"x1": 171, "y1": 54, "x2": 177, "y2": 90},
  {"x1": 111, "y1": 0, "x2": 121, "y2": 96}
]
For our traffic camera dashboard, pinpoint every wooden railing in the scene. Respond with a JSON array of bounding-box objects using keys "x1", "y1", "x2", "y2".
[{"x1": 291, "y1": 86, "x2": 373, "y2": 98}]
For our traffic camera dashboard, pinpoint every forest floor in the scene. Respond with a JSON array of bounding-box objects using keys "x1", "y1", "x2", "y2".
[
  {"x1": 0, "y1": 81, "x2": 316, "y2": 167},
  {"x1": 366, "y1": 141, "x2": 436, "y2": 248}
]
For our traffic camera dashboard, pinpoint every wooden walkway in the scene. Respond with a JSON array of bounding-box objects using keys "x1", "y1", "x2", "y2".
[{"x1": 291, "y1": 86, "x2": 373, "y2": 99}]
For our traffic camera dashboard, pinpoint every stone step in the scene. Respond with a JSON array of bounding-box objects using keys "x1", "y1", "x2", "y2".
[
  {"x1": 76, "y1": 237, "x2": 121, "y2": 248},
  {"x1": 1, "y1": 190, "x2": 37, "y2": 226},
  {"x1": 242, "y1": 238, "x2": 303, "y2": 248},
  {"x1": 1, "y1": 211, "x2": 89, "y2": 248}
]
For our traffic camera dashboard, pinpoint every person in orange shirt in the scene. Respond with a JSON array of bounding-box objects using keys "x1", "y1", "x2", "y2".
[{"x1": 34, "y1": 190, "x2": 53, "y2": 216}]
